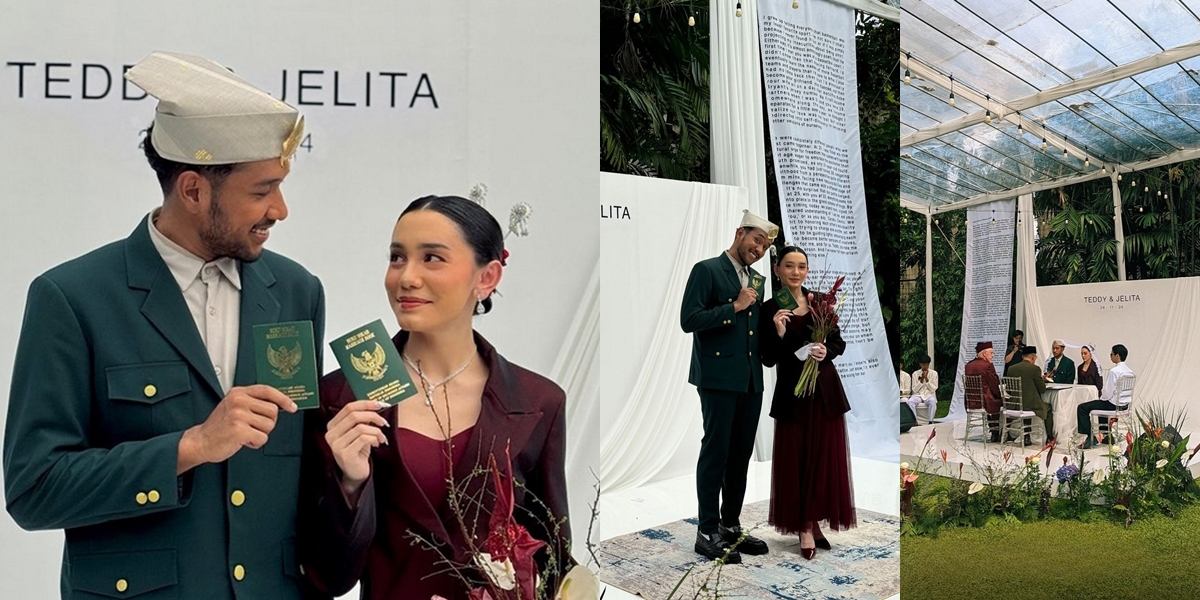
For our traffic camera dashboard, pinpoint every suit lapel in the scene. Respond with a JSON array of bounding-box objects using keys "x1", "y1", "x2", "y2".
[
  {"x1": 127, "y1": 219, "x2": 224, "y2": 399},
  {"x1": 233, "y1": 259, "x2": 281, "y2": 386},
  {"x1": 718, "y1": 253, "x2": 742, "y2": 291}
]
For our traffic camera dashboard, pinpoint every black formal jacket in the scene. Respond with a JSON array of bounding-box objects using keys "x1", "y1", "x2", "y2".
[{"x1": 757, "y1": 292, "x2": 849, "y2": 422}]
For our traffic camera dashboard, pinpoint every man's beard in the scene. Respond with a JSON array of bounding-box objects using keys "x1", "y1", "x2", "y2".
[{"x1": 200, "y1": 195, "x2": 259, "y2": 262}]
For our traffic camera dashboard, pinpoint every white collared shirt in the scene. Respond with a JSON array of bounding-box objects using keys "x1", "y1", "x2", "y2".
[
  {"x1": 725, "y1": 251, "x2": 748, "y2": 288},
  {"x1": 147, "y1": 211, "x2": 242, "y2": 393},
  {"x1": 911, "y1": 369, "x2": 938, "y2": 397},
  {"x1": 1101, "y1": 361, "x2": 1135, "y2": 404},
  {"x1": 899, "y1": 371, "x2": 912, "y2": 396}
]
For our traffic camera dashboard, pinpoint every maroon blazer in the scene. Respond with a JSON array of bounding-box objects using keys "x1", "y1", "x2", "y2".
[
  {"x1": 298, "y1": 331, "x2": 570, "y2": 600},
  {"x1": 964, "y1": 357, "x2": 1002, "y2": 414}
]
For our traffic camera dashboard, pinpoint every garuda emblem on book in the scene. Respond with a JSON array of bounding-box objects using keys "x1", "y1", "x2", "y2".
[
  {"x1": 351, "y1": 342, "x2": 389, "y2": 382},
  {"x1": 267, "y1": 342, "x2": 303, "y2": 379}
]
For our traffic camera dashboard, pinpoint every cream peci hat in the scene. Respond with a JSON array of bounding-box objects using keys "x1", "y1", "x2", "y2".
[
  {"x1": 739, "y1": 209, "x2": 779, "y2": 240},
  {"x1": 124, "y1": 51, "x2": 304, "y2": 167}
]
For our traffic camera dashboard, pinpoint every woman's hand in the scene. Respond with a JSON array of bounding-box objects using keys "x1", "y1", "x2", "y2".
[
  {"x1": 773, "y1": 310, "x2": 792, "y2": 338},
  {"x1": 326, "y1": 400, "x2": 390, "y2": 497},
  {"x1": 811, "y1": 343, "x2": 828, "y2": 361}
]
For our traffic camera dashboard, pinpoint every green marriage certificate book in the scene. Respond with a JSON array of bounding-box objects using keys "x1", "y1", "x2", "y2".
[
  {"x1": 329, "y1": 319, "x2": 418, "y2": 407},
  {"x1": 253, "y1": 321, "x2": 320, "y2": 410}
]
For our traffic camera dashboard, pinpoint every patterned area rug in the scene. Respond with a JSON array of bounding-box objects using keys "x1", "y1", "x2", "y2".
[{"x1": 597, "y1": 500, "x2": 899, "y2": 599}]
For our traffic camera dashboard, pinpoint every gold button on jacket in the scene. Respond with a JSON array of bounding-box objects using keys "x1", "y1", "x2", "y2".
[
  {"x1": 142, "y1": 384, "x2": 156, "y2": 397},
  {"x1": 233, "y1": 564, "x2": 245, "y2": 581},
  {"x1": 135, "y1": 492, "x2": 148, "y2": 505},
  {"x1": 147, "y1": 490, "x2": 160, "y2": 503},
  {"x1": 231, "y1": 490, "x2": 245, "y2": 506},
  {"x1": 116, "y1": 578, "x2": 128, "y2": 592}
]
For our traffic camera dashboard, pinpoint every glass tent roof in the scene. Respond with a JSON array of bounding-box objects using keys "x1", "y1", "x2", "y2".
[{"x1": 900, "y1": 0, "x2": 1200, "y2": 209}]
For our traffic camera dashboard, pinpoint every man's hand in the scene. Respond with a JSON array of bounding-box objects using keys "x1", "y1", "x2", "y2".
[
  {"x1": 177, "y1": 385, "x2": 297, "y2": 475},
  {"x1": 733, "y1": 287, "x2": 758, "y2": 312}
]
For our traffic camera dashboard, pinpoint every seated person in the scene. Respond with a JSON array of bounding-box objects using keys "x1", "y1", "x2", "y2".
[
  {"x1": 964, "y1": 341, "x2": 1003, "y2": 442},
  {"x1": 1076, "y1": 344, "x2": 1103, "y2": 396},
  {"x1": 1043, "y1": 340, "x2": 1075, "y2": 384},
  {"x1": 1076, "y1": 344, "x2": 1135, "y2": 447},
  {"x1": 899, "y1": 359, "x2": 911, "y2": 399},
  {"x1": 906, "y1": 355, "x2": 937, "y2": 424},
  {"x1": 1008, "y1": 346, "x2": 1050, "y2": 443}
]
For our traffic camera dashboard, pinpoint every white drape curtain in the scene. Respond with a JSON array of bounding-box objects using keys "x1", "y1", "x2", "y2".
[
  {"x1": 710, "y1": 0, "x2": 776, "y2": 459},
  {"x1": 597, "y1": 183, "x2": 744, "y2": 494},
  {"x1": 1131, "y1": 279, "x2": 1200, "y2": 414},
  {"x1": 551, "y1": 265, "x2": 600, "y2": 545},
  {"x1": 1016, "y1": 193, "x2": 1051, "y2": 351}
]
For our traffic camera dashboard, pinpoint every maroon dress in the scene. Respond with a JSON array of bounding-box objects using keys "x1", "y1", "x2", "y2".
[
  {"x1": 299, "y1": 331, "x2": 571, "y2": 600},
  {"x1": 759, "y1": 296, "x2": 856, "y2": 534}
]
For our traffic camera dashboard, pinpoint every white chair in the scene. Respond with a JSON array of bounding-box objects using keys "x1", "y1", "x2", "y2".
[
  {"x1": 1001, "y1": 376, "x2": 1045, "y2": 448},
  {"x1": 963, "y1": 375, "x2": 991, "y2": 445},
  {"x1": 1089, "y1": 375, "x2": 1136, "y2": 445}
]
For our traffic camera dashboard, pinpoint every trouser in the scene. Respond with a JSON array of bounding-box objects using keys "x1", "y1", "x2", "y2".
[
  {"x1": 696, "y1": 387, "x2": 762, "y2": 535},
  {"x1": 1077, "y1": 400, "x2": 1118, "y2": 439},
  {"x1": 904, "y1": 396, "x2": 936, "y2": 424}
]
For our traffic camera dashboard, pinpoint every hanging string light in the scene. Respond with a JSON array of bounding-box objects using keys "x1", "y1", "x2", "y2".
[
  {"x1": 1017, "y1": 112, "x2": 1023, "y2": 136},
  {"x1": 1102, "y1": 164, "x2": 1108, "y2": 175},
  {"x1": 736, "y1": 1, "x2": 743, "y2": 17},
  {"x1": 689, "y1": 12, "x2": 695, "y2": 26},
  {"x1": 633, "y1": 4, "x2": 641, "y2": 23},
  {"x1": 1041, "y1": 134, "x2": 1048, "y2": 151},
  {"x1": 948, "y1": 74, "x2": 956, "y2": 107},
  {"x1": 984, "y1": 94, "x2": 992, "y2": 124},
  {"x1": 1117, "y1": 165, "x2": 1122, "y2": 181},
  {"x1": 904, "y1": 52, "x2": 911, "y2": 86},
  {"x1": 793, "y1": 0, "x2": 800, "y2": 7},
  {"x1": 1083, "y1": 146, "x2": 1090, "y2": 168}
]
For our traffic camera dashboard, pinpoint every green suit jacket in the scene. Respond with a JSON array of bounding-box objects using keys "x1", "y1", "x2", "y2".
[
  {"x1": 680, "y1": 254, "x2": 764, "y2": 394},
  {"x1": 1045, "y1": 355, "x2": 1075, "y2": 384},
  {"x1": 3, "y1": 218, "x2": 326, "y2": 599},
  {"x1": 1008, "y1": 360, "x2": 1048, "y2": 420}
]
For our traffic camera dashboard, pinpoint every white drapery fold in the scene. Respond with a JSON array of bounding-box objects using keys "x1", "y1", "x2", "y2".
[
  {"x1": 598, "y1": 183, "x2": 745, "y2": 494},
  {"x1": 1016, "y1": 193, "x2": 1051, "y2": 352},
  {"x1": 1118, "y1": 279, "x2": 1200, "y2": 412},
  {"x1": 551, "y1": 263, "x2": 600, "y2": 545}
]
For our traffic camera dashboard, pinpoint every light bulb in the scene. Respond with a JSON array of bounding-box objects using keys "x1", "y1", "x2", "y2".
[
  {"x1": 948, "y1": 93, "x2": 955, "y2": 107},
  {"x1": 793, "y1": 0, "x2": 799, "y2": 7},
  {"x1": 1145, "y1": 186, "x2": 1149, "y2": 192},
  {"x1": 1063, "y1": 147, "x2": 1069, "y2": 159},
  {"x1": 1085, "y1": 157, "x2": 1090, "y2": 168},
  {"x1": 1102, "y1": 165, "x2": 1107, "y2": 174},
  {"x1": 985, "y1": 111, "x2": 992, "y2": 124},
  {"x1": 633, "y1": 11, "x2": 640, "y2": 23},
  {"x1": 689, "y1": 15, "x2": 695, "y2": 26},
  {"x1": 1018, "y1": 123, "x2": 1024, "y2": 136},
  {"x1": 1117, "y1": 173, "x2": 1122, "y2": 181},
  {"x1": 736, "y1": 1, "x2": 743, "y2": 17},
  {"x1": 904, "y1": 69, "x2": 911, "y2": 85},
  {"x1": 1041, "y1": 137, "x2": 1047, "y2": 150}
]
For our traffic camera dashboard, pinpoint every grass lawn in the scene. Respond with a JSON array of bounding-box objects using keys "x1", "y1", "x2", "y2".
[{"x1": 901, "y1": 503, "x2": 1200, "y2": 598}]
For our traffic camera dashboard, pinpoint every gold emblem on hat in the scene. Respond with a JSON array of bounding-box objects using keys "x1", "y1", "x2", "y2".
[
  {"x1": 767, "y1": 226, "x2": 779, "y2": 240},
  {"x1": 267, "y1": 342, "x2": 303, "y2": 379},
  {"x1": 194, "y1": 149, "x2": 214, "y2": 162},
  {"x1": 281, "y1": 115, "x2": 305, "y2": 167},
  {"x1": 350, "y1": 342, "x2": 389, "y2": 382}
]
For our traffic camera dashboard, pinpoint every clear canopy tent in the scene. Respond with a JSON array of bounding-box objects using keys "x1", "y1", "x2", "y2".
[{"x1": 899, "y1": 0, "x2": 1200, "y2": 357}]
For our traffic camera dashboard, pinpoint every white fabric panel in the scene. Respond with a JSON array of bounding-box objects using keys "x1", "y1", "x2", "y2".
[
  {"x1": 756, "y1": 0, "x2": 899, "y2": 462},
  {"x1": 1036, "y1": 278, "x2": 1200, "y2": 425},
  {"x1": 711, "y1": 0, "x2": 777, "y2": 459},
  {"x1": 551, "y1": 265, "x2": 600, "y2": 544},
  {"x1": 596, "y1": 174, "x2": 749, "y2": 494},
  {"x1": 945, "y1": 200, "x2": 1015, "y2": 422},
  {"x1": 1016, "y1": 193, "x2": 1051, "y2": 352}
]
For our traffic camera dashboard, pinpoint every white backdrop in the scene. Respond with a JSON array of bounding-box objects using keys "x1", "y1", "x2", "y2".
[
  {"x1": 596, "y1": 173, "x2": 775, "y2": 494},
  {"x1": 1036, "y1": 277, "x2": 1200, "y2": 425},
  {"x1": 0, "y1": 2, "x2": 597, "y2": 596}
]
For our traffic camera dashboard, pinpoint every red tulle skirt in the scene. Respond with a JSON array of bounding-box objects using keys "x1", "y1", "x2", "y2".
[{"x1": 769, "y1": 401, "x2": 857, "y2": 534}]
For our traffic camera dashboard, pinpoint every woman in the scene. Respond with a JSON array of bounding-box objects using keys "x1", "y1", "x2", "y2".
[
  {"x1": 758, "y1": 246, "x2": 855, "y2": 560},
  {"x1": 1077, "y1": 344, "x2": 1104, "y2": 397},
  {"x1": 1004, "y1": 330, "x2": 1025, "y2": 375},
  {"x1": 299, "y1": 196, "x2": 569, "y2": 599}
]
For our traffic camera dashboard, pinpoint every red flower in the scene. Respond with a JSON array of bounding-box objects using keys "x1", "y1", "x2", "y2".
[
  {"x1": 939, "y1": 449, "x2": 948, "y2": 463},
  {"x1": 1126, "y1": 431, "x2": 1134, "y2": 447},
  {"x1": 482, "y1": 443, "x2": 545, "y2": 599}
]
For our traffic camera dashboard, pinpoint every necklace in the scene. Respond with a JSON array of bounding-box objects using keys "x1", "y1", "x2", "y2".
[{"x1": 402, "y1": 351, "x2": 476, "y2": 407}]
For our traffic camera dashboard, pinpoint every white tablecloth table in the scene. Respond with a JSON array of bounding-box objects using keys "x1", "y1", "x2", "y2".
[{"x1": 1043, "y1": 384, "x2": 1099, "y2": 442}]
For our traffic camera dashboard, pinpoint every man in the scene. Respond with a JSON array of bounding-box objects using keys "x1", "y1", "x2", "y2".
[
  {"x1": 898, "y1": 359, "x2": 912, "y2": 400},
  {"x1": 680, "y1": 209, "x2": 776, "y2": 563},
  {"x1": 3, "y1": 52, "x2": 324, "y2": 599},
  {"x1": 1076, "y1": 344, "x2": 1136, "y2": 446},
  {"x1": 1008, "y1": 346, "x2": 1051, "y2": 444},
  {"x1": 964, "y1": 341, "x2": 1002, "y2": 442},
  {"x1": 1043, "y1": 340, "x2": 1075, "y2": 384},
  {"x1": 907, "y1": 355, "x2": 938, "y2": 424},
  {"x1": 1003, "y1": 329, "x2": 1025, "y2": 375}
]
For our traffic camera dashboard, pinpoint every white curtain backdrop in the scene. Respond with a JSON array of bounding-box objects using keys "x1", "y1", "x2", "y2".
[
  {"x1": 710, "y1": 0, "x2": 777, "y2": 459},
  {"x1": 1015, "y1": 193, "x2": 1051, "y2": 351},
  {"x1": 551, "y1": 265, "x2": 600, "y2": 541},
  {"x1": 596, "y1": 174, "x2": 750, "y2": 494},
  {"x1": 1035, "y1": 277, "x2": 1200, "y2": 429}
]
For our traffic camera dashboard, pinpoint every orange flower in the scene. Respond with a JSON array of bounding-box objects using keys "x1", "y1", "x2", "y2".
[{"x1": 940, "y1": 450, "x2": 948, "y2": 463}]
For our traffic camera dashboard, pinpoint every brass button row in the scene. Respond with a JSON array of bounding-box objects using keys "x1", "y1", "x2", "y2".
[{"x1": 134, "y1": 489, "x2": 160, "y2": 505}]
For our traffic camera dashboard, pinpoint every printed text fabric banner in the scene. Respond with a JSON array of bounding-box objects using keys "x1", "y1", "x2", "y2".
[{"x1": 757, "y1": 0, "x2": 898, "y2": 460}]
